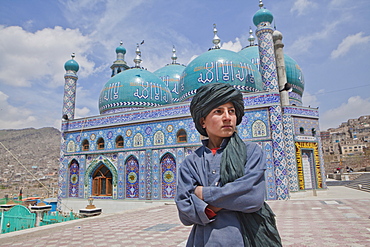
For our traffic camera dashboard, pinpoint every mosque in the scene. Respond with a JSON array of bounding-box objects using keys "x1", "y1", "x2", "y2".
[{"x1": 58, "y1": 1, "x2": 326, "y2": 207}]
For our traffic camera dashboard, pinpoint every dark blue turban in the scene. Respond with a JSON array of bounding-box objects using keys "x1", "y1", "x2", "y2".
[{"x1": 190, "y1": 83, "x2": 245, "y2": 136}]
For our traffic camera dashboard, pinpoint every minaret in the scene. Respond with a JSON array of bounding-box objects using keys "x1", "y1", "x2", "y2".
[
  {"x1": 62, "y1": 53, "x2": 79, "y2": 121},
  {"x1": 111, "y1": 41, "x2": 129, "y2": 77},
  {"x1": 253, "y1": 0, "x2": 278, "y2": 91},
  {"x1": 273, "y1": 30, "x2": 290, "y2": 106},
  {"x1": 253, "y1": 1, "x2": 289, "y2": 200}
]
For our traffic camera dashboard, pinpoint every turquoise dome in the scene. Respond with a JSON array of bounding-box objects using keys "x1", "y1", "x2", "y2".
[
  {"x1": 239, "y1": 45, "x2": 305, "y2": 103},
  {"x1": 153, "y1": 64, "x2": 186, "y2": 102},
  {"x1": 284, "y1": 55, "x2": 305, "y2": 96},
  {"x1": 99, "y1": 68, "x2": 172, "y2": 114},
  {"x1": 116, "y1": 45, "x2": 126, "y2": 54},
  {"x1": 64, "y1": 59, "x2": 79, "y2": 72},
  {"x1": 179, "y1": 49, "x2": 263, "y2": 101},
  {"x1": 253, "y1": 8, "x2": 274, "y2": 26}
]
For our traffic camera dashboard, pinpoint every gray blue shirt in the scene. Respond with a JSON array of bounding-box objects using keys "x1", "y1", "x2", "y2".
[{"x1": 175, "y1": 139, "x2": 266, "y2": 246}]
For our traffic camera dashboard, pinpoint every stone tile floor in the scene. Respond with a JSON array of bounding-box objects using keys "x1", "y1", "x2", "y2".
[{"x1": 1, "y1": 187, "x2": 370, "y2": 246}]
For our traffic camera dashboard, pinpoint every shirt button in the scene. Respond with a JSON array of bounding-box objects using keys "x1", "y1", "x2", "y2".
[{"x1": 212, "y1": 170, "x2": 216, "y2": 174}]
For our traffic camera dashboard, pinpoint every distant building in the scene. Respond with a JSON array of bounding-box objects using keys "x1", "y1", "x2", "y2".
[
  {"x1": 58, "y1": 1, "x2": 325, "y2": 207},
  {"x1": 321, "y1": 115, "x2": 370, "y2": 172}
]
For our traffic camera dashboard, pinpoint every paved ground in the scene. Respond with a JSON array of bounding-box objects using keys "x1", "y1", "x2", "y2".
[{"x1": 0, "y1": 186, "x2": 370, "y2": 246}]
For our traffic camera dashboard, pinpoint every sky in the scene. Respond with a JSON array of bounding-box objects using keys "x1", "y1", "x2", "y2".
[{"x1": 0, "y1": 0, "x2": 369, "y2": 131}]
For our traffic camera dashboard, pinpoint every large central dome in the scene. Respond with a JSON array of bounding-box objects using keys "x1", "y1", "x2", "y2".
[
  {"x1": 179, "y1": 49, "x2": 263, "y2": 101},
  {"x1": 99, "y1": 68, "x2": 172, "y2": 114}
]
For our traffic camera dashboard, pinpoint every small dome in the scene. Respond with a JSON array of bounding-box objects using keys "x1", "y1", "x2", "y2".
[
  {"x1": 154, "y1": 64, "x2": 185, "y2": 102},
  {"x1": 64, "y1": 55, "x2": 79, "y2": 72},
  {"x1": 239, "y1": 45, "x2": 305, "y2": 105},
  {"x1": 99, "y1": 68, "x2": 172, "y2": 114},
  {"x1": 253, "y1": 8, "x2": 273, "y2": 26},
  {"x1": 116, "y1": 43, "x2": 126, "y2": 54},
  {"x1": 179, "y1": 49, "x2": 263, "y2": 101}
]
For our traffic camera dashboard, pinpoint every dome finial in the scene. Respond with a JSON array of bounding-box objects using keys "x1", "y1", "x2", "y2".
[
  {"x1": 248, "y1": 27, "x2": 255, "y2": 46},
  {"x1": 212, "y1": 23, "x2": 221, "y2": 49},
  {"x1": 171, "y1": 45, "x2": 178, "y2": 64},
  {"x1": 71, "y1": 53, "x2": 75, "y2": 59},
  {"x1": 259, "y1": 0, "x2": 264, "y2": 8},
  {"x1": 134, "y1": 43, "x2": 142, "y2": 68}
]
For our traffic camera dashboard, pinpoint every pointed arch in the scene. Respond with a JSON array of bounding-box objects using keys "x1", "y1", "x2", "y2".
[
  {"x1": 125, "y1": 155, "x2": 139, "y2": 198},
  {"x1": 177, "y1": 129, "x2": 187, "y2": 143},
  {"x1": 84, "y1": 156, "x2": 118, "y2": 197},
  {"x1": 160, "y1": 153, "x2": 176, "y2": 199},
  {"x1": 69, "y1": 159, "x2": 79, "y2": 197},
  {"x1": 252, "y1": 120, "x2": 267, "y2": 137}
]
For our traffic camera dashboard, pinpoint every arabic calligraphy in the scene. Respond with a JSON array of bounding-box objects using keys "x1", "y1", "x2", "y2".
[{"x1": 197, "y1": 61, "x2": 256, "y2": 84}]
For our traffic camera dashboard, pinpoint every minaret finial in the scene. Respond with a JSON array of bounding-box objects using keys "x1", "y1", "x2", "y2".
[
  {"x1": 259, "y1": 0, "x2": 264, "y2": 8},
  {"x1": 171, "y1": 45, "x2": 178, "y2": 64},
  {"x1": 212, "y1": 23, "x2": 221, "y2": 49},
  {"x1": 248, "y1": 27, "x2": 255, "y2": 46},
  {"x1": 134, "y1": 43, "x2": 142, "y2": 68}
]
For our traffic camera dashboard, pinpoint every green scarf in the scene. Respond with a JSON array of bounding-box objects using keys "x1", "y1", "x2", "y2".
[{"x1": 221, "y1": 133, "x2": 282, "y2": 247}]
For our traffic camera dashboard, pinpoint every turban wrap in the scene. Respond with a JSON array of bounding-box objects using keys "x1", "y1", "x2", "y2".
[{"x1": 190, "y1": 83, "x2": 245, "y2": 137}]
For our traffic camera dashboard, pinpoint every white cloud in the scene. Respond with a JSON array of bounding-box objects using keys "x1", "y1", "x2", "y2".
[
  {"x1": 287, "y1": 20, "x2": 342, "y2": 56},
  {"x1": 290, "y1": 0, "x2": 318, "y2": 16},
  {"x1": 302, "y1": 91, "x2": 320, "y2": 108},
  {"x1": 221, "y1": 38, "x2": 243, "y2": 52},
  {"x1": 331, "y1": 32, "x2": 370, "y2": 59},
  {"x1": 320, "y1": 96, "x2": 370, "y2": 130},
  {"x1": 0, "y1": 25, "x2": 95, "y2": 88},
  {"x1": 0, "y1": 91, "x2": 38, "y2": 129},
  {"x1": 75, "y1": 107, "x2": 91, "y2": 119}
]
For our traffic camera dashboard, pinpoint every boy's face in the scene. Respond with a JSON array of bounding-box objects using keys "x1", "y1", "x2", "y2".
[{"x1": 201, "y1": 102, "x2": 237, "y2": 141}]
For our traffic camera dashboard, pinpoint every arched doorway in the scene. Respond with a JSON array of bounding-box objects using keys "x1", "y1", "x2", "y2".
[
  {"x1": 92, "y1": 164, "x2": 112, "y2": 196},
  {"x1": 161, "y1": 153, "x2": 176, "y2": 199},
  {"x1": 125, "y1": 155, "x2": 139, "y2": 198},
  {"x1": 69, "y1": 160, "x2": 79, "y2": 197}
]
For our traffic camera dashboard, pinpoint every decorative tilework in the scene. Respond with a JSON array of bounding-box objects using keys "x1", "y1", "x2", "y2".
[
  {"x1": 293, "y1": 117, "x2": 320, "y2": 136},
  {"x1": 62, "y1": 74, "x2": 78, "y2": 120},
  {"x1": 125, "y1": 155, "x2": 139, "y2": 198},
  {"x1": 284, "y1": 107, "x2": 319, "y2": 118},
  {"x1": 139, "y1": 151, "x2": 146, "y2": 199},
  {"x1": 161, "y1": 153, "x2": 176, "y2": 199},
  {"x1": 269, "y1": 105, "x2": 289, "y2": 200},
  {"x1": 145, "y1": 149, "x2": 152, "y2": 199},
  {"x1": 282, "y1": 115, "x2": 299, "y2": 192},
  {"x1": 239, "y1": 109, "x2": 270, "y2": 140},
  {"x1": 262, "y1": 141, "x2": 276, "y2": 200},
  {"x1": 256, "y1": 26, "x2": 279, "y2": 91},
  {"x1": 68, "y1": 160, "x2": 79, "y2": 197}
]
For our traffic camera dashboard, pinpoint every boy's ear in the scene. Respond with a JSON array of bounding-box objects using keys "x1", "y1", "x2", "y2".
[{"x1": 200, "y1": 117, "x2": 205, "y2": 129}]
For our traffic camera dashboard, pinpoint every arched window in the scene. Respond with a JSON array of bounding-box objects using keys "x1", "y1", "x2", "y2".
[
  {"x1": 133, "y1": 133, "x2": 144, "y2": 147},
  {"x1": 92, "y1": 164, "x2": 112, "y2": 196},
  {"x1": 299, "y1": 127, "x2": 305, "y2": 134},
  {"x1": 154, "y1": 131, "x2": 165, "y2": 145},
  {"x1": 252, "y1": 120, "x2": 267, "y2": 137},
  {"x1": 82, "y1": 139, "x2": 89, "y2": 151},
  {"x1": 69, "y1": 160, "x2": 79, "y2": 197},
  {"x1": 97, "y1": 137, "x2": 105, "y2": 150},
  {"x1": 311, "y1": 128, "x2": 316, "y2": 136},
  {"x1": 177, "y1": 129, "x2": 187, "y2": 143},
  {"x1": 116, "y1": 135, "x2": 124, "y2": 148}
]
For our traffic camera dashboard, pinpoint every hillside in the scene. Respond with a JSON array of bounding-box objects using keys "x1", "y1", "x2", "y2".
[{"x1": 0, "y1": 127, "x2": 61, "y2": 198}]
